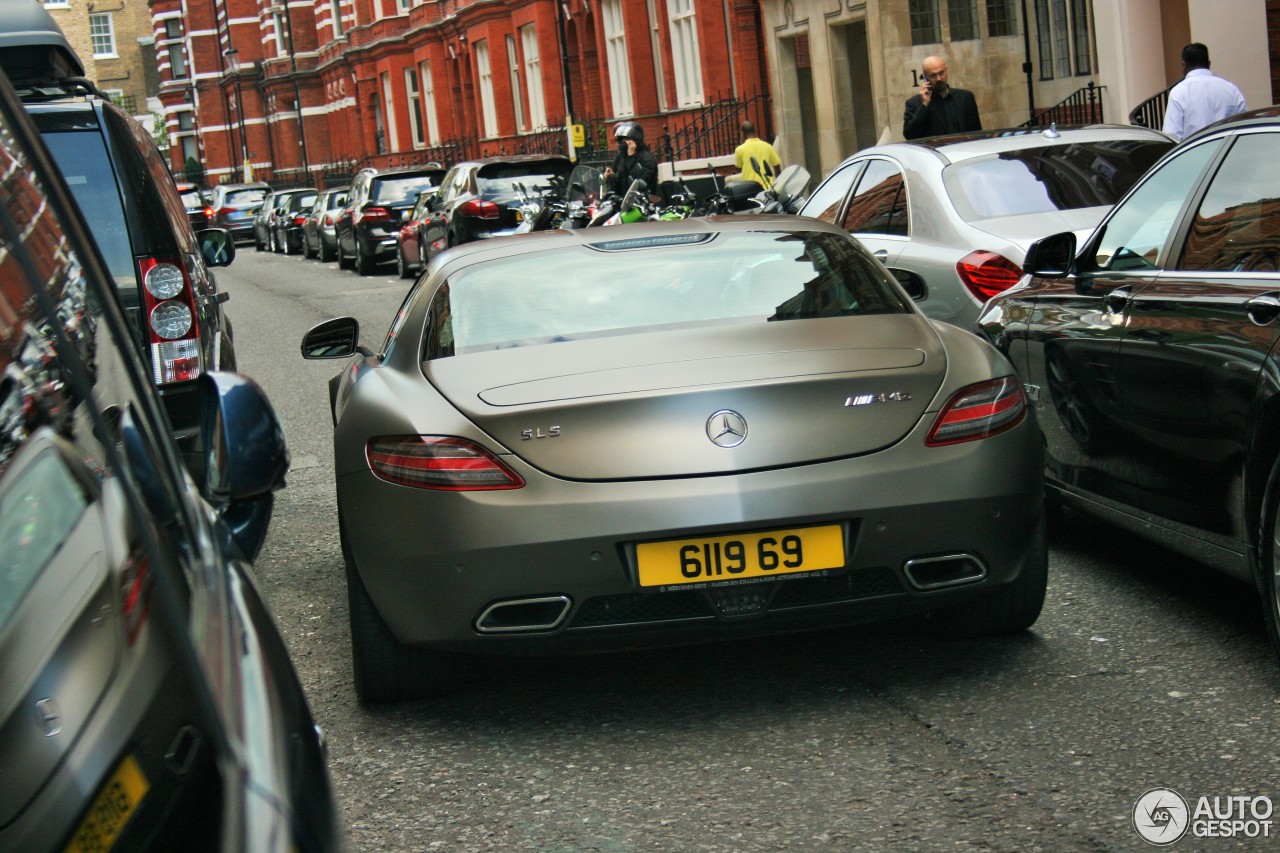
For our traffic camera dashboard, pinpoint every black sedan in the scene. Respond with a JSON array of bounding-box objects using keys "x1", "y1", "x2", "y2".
[
  {"x1": 419, "y1": 154, "x2": 573, "y2": 259},
  {"x1": 978, "y1": 106, "x2": 1280, "y2": 660}
]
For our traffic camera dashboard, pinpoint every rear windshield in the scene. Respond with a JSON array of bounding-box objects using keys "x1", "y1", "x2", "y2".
[
  {"x1": 942, "y1": 139, "x2": 1174, "y2": 222},
  {"x1": 289, "y1": 193, "x2": 318, "y2": 211},
  {"x1": 477, "y1": 164, "x2": 572, "y2": 198},
  {"x1": 373, "y1": 176, "x2": 439, "y2": 203},
  {"x1": 179, "y1": 190, "x2": 204, "y2": 208},
  {"x1": 225, "y1": 188, "x2": 266, "y2": 206},
  {"x1": 423, "y1": 231, "x2": 912, "y2": 358}
]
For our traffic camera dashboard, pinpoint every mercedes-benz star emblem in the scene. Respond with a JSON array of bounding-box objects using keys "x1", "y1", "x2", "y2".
[{"x1": 707, "y1": 410, "x2": 748, "y2": 448}]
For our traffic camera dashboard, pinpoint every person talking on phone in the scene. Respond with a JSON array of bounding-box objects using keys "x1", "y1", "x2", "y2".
[
  {"x1": 603, "y1": 122, "x2": 659, "y2": 197},
  {"x1": 903, "y1": 55, "x2": 982, "y2": 140}
]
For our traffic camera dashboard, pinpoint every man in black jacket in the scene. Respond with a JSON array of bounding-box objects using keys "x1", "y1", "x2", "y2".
[
  {"x1": 903, "y1": 55, "x2": 982, "y2": 140},
  {"x1": 604, "y1": 121, "x2": 659, "y2": 196}
]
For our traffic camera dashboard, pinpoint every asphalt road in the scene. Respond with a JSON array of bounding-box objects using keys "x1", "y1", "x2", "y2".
[{"x1": 221, "y1": 247, "x2": 1280, "y2": 851}]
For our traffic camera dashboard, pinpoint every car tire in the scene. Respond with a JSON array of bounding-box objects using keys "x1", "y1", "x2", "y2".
[
  {"x1": 924, "y1": 515, "x2": 1048, "y2": 638},
  {"x1": 283, "y1": 233, "x2": 294, "y2": 255},
  {"x1": 356, "y1": 244, "x2": 375, "y2": 276},
  {"x1": 319, "y1": 238, "x2": 335, "y2": 263},
  {"x1": 255, "y1": 232, "x2": 266, "y2": 252},
  {"x1": 396, "y1": 248, "x2": 412, "y2": 279},
  {"x1": 337, "y1": 240, "x2": 353, "y2": 270},
  {"x1": 344, "y1": 549, "x2": 471, "y2": 703},
  {"x1": 303, "y1": 235, "x2": 315, "y2": 259},
  {"x1": 1259, "y1": 460, "x2": 1280, "y2": 660}
]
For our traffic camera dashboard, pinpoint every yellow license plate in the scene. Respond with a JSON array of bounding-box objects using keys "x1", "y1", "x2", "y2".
[
  {"x1": 637, "y1": 525, "x2": 844, "y2": 588},
  {"x1": 64, "y1": 755, "x2": 149, "y2": 853},
  {"x1": 514, "y1": 210, "x2": 524, "y2": 221}
]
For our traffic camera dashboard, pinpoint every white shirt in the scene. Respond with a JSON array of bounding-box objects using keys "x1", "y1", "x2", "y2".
[{"x1": 1162, "y1": 68, "x2": 1248, "y2": 140}]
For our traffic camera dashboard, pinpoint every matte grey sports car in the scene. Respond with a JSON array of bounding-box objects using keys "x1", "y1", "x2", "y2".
[{"x1": 302, "y1": 216, "x2": 1047, "y2": 703}]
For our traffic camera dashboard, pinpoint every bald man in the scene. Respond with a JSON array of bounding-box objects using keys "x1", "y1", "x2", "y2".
[{"x1": 903, "y1": 55, "x2": 982, "y2": 140}]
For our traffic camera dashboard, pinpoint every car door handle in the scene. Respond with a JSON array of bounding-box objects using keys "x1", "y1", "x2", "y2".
[
  {"x1": 873, "y1": 250, "x2": 888, "y2": 260},
  {"x1": 1246, "y1": 293, "x2": 1280, "y2": 326},
  {"x1": 1105, "y1": 286, "x2": 1132, "y2": 314}
]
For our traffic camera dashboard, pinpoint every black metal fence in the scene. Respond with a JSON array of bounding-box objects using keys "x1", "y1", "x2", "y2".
[
  {"x1": 661, "y1": 87, "x2": 773, "y2": 163},
  {"x1": 1130, "y1": 85, "x2": 1173, "y2": 129},
  {"x1": 1022, "y1": 81, "x2": 1106, "y2": 127}
]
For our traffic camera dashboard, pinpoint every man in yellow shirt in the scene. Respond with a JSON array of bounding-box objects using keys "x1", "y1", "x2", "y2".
[{"x1": 734, "y1": 121, "x2": 782, "y2": 189}]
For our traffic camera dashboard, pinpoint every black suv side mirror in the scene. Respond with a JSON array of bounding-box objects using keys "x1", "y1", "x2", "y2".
[{"x1": 1023, "y1": 232, "x2": 1076, "y2": 278}]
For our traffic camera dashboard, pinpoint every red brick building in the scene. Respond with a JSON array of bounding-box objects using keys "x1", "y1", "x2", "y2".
[{"x1": 151, "y1": 0, "x2": 773, "y2": 189}]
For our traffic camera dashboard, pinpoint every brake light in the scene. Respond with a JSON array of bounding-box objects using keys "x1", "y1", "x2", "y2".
[
  {"x1": 359, "y1": 206, "x2": 392, "y2": 223},
  {"x1": 324, "y1": 214, "x2": 334, "y2": 226},
  {"x1": 926, "y1": 377, "x2": 1027, "y2": 446},
  {"x1": 294, "y1": 214, "x2": 307, "y2": 226},
  {"x1": 459, "y1": 199, "x2": 501, "y2": 220},
  {"x1": 366, "y1": 436, "x2": 524, "y2": 490},
  {"x1": 202, "y1": 206, "x2": 214, "y2": 220},
  {"x1": 956, "y1": 251, "x2": 1024, "y2": 302},
  {"x1": 217, "y1": 206, "x2": 237, "y2": 215},
  {"x1": 137, "y1": 256, "x2": 203, "y2": 384},
  {"x1": 120, "y1": 547, "x2": 152, "y2": 645}
]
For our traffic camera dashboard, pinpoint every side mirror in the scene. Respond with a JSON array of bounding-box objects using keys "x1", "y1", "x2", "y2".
[
  {"x1": 197, "y1": 228, "x2": 236, "y2": 267},
  {"x1": 301, "y1": 316, "x2": 370, "y2": 359},
  {"x1": 196, "y1": 372, "x2": 290, "y2": 561},
  {"x1": 1023, "y1": 232, "x2": 1076, "y2": 278}
]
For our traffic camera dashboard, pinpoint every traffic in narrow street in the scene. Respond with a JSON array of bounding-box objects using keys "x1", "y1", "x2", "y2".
[{"x1": 226, "y1": 248, "x2": 1280, "y2": 851}]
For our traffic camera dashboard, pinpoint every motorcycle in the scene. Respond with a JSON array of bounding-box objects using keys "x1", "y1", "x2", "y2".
[{"x1": 698, "y1": 162, "x2": 811, "y2": 216}]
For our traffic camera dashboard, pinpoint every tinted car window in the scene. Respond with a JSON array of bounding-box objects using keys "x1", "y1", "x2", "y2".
[
  {"x1": 423, "y1": 231, "x2": 911, "y2": 358},
  {"x1": 799, "y1": 161, "x2": 862, "y2": 224},
  {"x1": 372, "y1": 176, "x2": 435, "y2": 203},
  {"x1": 1179, "y1": 133, "x2": 1280, "y2": 272},
  {"x1": 1093, "y1": 139, "x2": 1224, "y2": 271},
  {"x1": 226, "y1": 188, "x2": 266, "y2": 206},
  {"x1": 476, "y1": 165, "x2": 570, "y2": 197},
  {"x1": 38, "y1": 128, "x2": 134, "y2": 281},
  {"x1": 943, "y1": 139, "x2": 1173, "y2": 221},
  {"x1": 841, "y1": 159, "x2": 908, "y2": 236}
]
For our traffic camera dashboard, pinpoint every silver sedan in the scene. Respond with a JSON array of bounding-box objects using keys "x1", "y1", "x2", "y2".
[
  {"x1": 800, "y1": 125, "x2": 1175, "y2": 328},
  {"x1": 303, "y1": 216, "x2": 1046, "y2": 703}
]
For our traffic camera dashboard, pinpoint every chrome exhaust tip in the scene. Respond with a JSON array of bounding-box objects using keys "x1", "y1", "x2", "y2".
[
  {"x1": 903, "y1": 553, "x2": 987, "y2": 590},
  {"x1": 475, "y1": 595, "x2": 572, "y2": 633}
]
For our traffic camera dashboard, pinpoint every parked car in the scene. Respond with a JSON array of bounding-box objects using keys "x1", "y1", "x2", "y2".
[
  {"x1": 2, "y1": 7, "x2": 238, "y2": 472},
  {"x1": 395, "y1": 186, "x2": 441, "y2": 278},
  {"x1": 176, "y1": 182, "x2": 211, "y2": 230},
  {"x1": 303, "y1": 216, "x2": 1046, "y2": 703},
  {"x1": 978, "y1": 107, "x2": 1280, "y2": 661},
  {"x1": 799, "y1": 125, "x2": 1175, "y2": 329},
  {"x1": 254, "y1": 188, "x2": 312, "y2": 253},
  {"x1": 274, "y1": 188, "x2": 318, "y2": 255},
  {"x1": 0, "y1": 56, "x2": 339, "y2": 853},
  {"x1": 419, "y1": 154, "x2": 574, "y2": 261},
  {"x1": 335, "y1": 164, "x2": 446, "y2": 275},
  {"x1": 206, "y1": 181, "x2": 271, "y2": 243},
  {"x1": 303, "y1": 185, "x2": 350, "y2": 261}
]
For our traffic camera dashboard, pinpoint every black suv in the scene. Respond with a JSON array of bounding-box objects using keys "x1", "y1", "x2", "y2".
[
  {"x1": 1, "y1": 7, "x2": 236, "y2": 467},
  {"x1": 0, "y1": 48, "x2": 339, "y2": 853},
  {"x1": 335, "y1": 165, "x2": 446, "y2": 275}
]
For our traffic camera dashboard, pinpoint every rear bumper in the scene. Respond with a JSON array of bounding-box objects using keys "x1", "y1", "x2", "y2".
[{"x1": 339, "y1": 414, "x2": 1043, "y2": 652}]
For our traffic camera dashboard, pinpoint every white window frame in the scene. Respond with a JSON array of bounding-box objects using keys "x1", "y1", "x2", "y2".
[
  {"x1": 168, "y1": 44, "x2": 188, "y2": 79},
  {"x1": 420, "y1": 60, "x2": 440, "y2": 145},
  {"x1": 330, "y1": 0, "x2": 345, "y2": 38},
  {"x1": 603, "y1": 0, "x2": 634, "y2": 117},
  {"x1": 506, "y1": 35, "x2": 526, "y2": 133},
  {"x1": 405, "y1": 67, "x2": 425, "y2": 148},
  {"x1": 666, "y1": 0, "x2": 703, "y2": 106},
  {"x1": 90, "y1": 13, "x2": 117, "y2": 58},
  {"x1": 272, "y1": 11, "x2": 287, "y2": 55},
  {"x1": 43, "y1": 1, "x2": 71, "y2": 9},
  {"x1": 474, "y1": 40, "x2": 499, "y2": 139},
  {"x1": 520, "y1": 25, "x2": 548, "y2": 129},
  {"x1": 646, "y1": 0, "x2": 668, "y2": 111},
  {"x1": 381, "y1": 71, "x2": 400, "y2": 152}
]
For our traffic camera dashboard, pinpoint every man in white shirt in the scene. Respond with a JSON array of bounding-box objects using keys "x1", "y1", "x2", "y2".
[{"x1": 1162, "y1": 43, "x2": 1248, "y2": 140}]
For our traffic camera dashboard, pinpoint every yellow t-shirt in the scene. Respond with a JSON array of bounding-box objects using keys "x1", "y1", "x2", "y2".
[{"x1": 735, "y1": 137, "x2": 782, "y2": 187}]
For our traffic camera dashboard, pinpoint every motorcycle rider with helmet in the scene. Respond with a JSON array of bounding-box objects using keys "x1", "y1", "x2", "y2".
[{"x1": 603, "y1": 121, "x2": 659, "y2": 197}]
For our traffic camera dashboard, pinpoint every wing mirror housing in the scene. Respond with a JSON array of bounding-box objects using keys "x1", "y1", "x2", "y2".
[
  {"x1": 300, "y1": 316, "x2": 372, "y2": 359},
  {"x1": 1023, "y1": 232, "x2": 1076, "y2": 278},
  {"x1": 196, "y1": 372, "x2": 290, "y2": 561}
]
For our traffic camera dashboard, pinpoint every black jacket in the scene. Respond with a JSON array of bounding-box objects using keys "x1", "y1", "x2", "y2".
[
  {"x1": 609, "y1": 146, "x2": 659, "y2": 195},
  {"x1": 902, "y1": 87, "x2": 982, "y2": 140}
]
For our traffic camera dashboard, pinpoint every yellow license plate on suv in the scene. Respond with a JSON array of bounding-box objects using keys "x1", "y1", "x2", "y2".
[
  {"x1": 64, "y1": 755, "x2": 149, "y2": 853},
  {"x1": 637, "y1": 525, "x2": 844, "y2": 587}
]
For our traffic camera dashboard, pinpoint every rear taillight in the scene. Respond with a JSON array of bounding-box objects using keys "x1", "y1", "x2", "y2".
[
  {"x1": 956, "y1": 251, "x2": 1023, "y2": 302},
  {"x1": 459, "y1": 199, "x2": 501, "y2": 220},
  {"x1": 294, "y1": 214, "x2": 307, "y2": 226},
  {"x1": 138, "y1": 256, "x2": 203, "y2": 384},
  {"x1": 121, "y1": 547, "x2": 152, "y2": 645},
  {"x1": 217, "y1": 206, "x2": 237, "y2": 216},
  {"x1": 359, "y1": 206, "x2": 392, "y2": 223},
  {"x1": 926, "y1": 377, "x2": 1027, "y2": 446},
  {"x1": 202, "y1": 206, "x2": 214, "y2": 220},
  {"x1": 366, "y1": 436, "x2": 524, "y2": 490},
  {"x1": 324, "y1": 214, "x2": 334, "y2": 226}
]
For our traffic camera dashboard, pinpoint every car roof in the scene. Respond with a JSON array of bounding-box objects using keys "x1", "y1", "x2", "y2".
[
  {"x1": 843, "y1": 124, "x2": 1173, "y2": 166},
  {"x1": 455, "y1": 154, "x2": 576, "y2": 169},
  {"x1": 1182, "y1": 105, "x2": 1280, "y2": 142}
]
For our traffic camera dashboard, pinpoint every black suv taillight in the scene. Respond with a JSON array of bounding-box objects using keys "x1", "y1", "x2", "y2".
[{"x1": 138, "y1": 256, "x2": 203, "y2": 384}]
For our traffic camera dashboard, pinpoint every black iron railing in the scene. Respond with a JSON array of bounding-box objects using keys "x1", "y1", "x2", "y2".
[
  {"x1": 1130, "y1": 84, "x2": 1174, "y2": 129},
  {"x1": 661, "y1": 88, "x2": 773, "y2": 163},
  {"x1": 1022, "y1": 81, "x2": 1106, "y2": 128}
]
